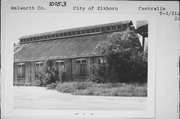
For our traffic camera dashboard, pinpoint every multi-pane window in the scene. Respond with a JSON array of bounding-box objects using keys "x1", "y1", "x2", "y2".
[
  {"x1": 76, "y1": 59, "x2": 87, "y2": 76},
  {"x1": 55, "y1": 34, "x2": 59, "y2": 37},
  {"x1": 35, "y1": 62, "x2": 44, "y2": 77},
  {"x1": 68, "y1": 32, "x2": 72, "y2": 36},
  {"x1": 60, "y1": 33, "x2": 63, "y2": 37},
  {"x1": 17, "y1": 63, "x2": 25, "y2": 78},
  {"x1": 111, "y1": 26, "x2": 116, "y2": 30},
  {"x1": 82, "y1": 30, "x2": 85, "y2": 34},
  {"x1": 91, "y1": 29, "x2": 95, "y2": 33},
  {"x1": 86, "y1": 29, "x2": 90, "y2": 33},
  {"x1": 72, "y1": 32, "x2": 75, "y2": 35},
  {"x1": 95, "y1": 28, "x2": 100, "y2": 32},
  {"x1": 101, "y1": 27, "x2": 105, "y2": 32},
  {"x1": 64, "y1": 32, "x2": 67, "y2": 36},
  {"x1": 106, "y1": 27, "x2": 110, "y2": 31},
  {"x1": 117, "y1": 25, "x2": 122, "y2": 30},
  {"x1": 55, "y1": 60, "x2": 65, "y2": 73},
  {"x1": 52, "y1": 34, "x2": 55, "y2": 38},
  {"x1": 77, "y1": 31, "x2": 80, "y2": 35}
]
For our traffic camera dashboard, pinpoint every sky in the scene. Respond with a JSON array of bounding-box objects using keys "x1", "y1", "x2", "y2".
[{"x1": 6, "y1": 13, "x2": 137, "y2": 44}]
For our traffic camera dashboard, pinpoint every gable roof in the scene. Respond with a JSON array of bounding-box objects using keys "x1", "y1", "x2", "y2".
[
  {"x1": 14, "y1": 21, "x2": 135, "y2": 62},
  {"x1": 14, "y1": 33, "x2": 114, "y2": 62}
]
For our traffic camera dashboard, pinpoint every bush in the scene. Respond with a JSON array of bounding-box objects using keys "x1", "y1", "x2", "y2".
[
  {"x1": 55, "y1": 82, "x2": 77, "y2": 93},
  {"x1": 93, "y1": 30, "x2": 147, "y2": 83},
  {"x1": 46, "y1": 82, "x2": 58, "y2": 89},
  {"x1": 35, "y1": 60, "x2": 60, "y2": 86},
  {"x1": 55, "y1": 81, "x2": 147, "y2": 97}
]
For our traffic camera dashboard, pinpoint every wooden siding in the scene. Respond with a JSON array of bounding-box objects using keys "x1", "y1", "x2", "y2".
[{"x1": 13, "y1": 56, "x2": 103, "y2": 85}]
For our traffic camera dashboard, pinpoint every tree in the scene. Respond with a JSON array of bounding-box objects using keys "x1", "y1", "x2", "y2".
[
  {"x1": 36, "y1": 60, "x2": 59, "y2": 86},
  {"x1": 93, "y1": 30, "x2": 147, "y2": 83}
]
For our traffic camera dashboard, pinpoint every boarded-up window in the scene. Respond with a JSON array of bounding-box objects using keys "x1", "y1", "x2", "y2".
[
  {"x1": 55, "y1": 60, "x2": 65, "y2": 73},
  {"x1": 76, "y1": 59, "x2": 87, "y2": 76},
  {"x1": 17, "y1": 63, "x2": 25, "y2": 78},
  {"x1": 35, "y1": 62, "x2": 44, "y2": 77}
]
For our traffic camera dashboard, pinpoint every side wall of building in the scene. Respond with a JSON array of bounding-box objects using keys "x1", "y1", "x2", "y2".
[{"x1": 14, "y1": 56, "x2": 102, "y2": 85}]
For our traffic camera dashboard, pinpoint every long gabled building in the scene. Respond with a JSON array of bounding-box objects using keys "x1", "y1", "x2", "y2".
[{"x1": 14, "y1": 20, "x2": 142, "y2": 85}]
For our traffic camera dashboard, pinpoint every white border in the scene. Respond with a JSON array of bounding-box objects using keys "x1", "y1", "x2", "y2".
[
  {"x1": 3, "y1": 0, "x2": 179, "y2": 119},
  {"x1": 2, "y1": 14, "x2": 156, "y2": 119}
]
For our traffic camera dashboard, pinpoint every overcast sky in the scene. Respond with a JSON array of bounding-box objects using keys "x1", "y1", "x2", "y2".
[{"x1": 6, "y1": 13, "x2": 138, "y2": 44}]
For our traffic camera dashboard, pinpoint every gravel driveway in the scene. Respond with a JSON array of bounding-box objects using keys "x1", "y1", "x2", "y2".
[{"x1": 13, "y1": 86, "x2": 147, "y2": 110}]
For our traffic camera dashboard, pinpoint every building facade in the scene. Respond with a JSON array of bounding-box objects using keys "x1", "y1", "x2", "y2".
[{"x1": 14, "y1": 20, "x2": 142, "y2": 85}]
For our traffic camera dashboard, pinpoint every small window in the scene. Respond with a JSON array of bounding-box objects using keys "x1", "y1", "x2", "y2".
[
  {"x1": 52, "y1": 34, "x2": 55, "y2": 38},
  {"x1": 35, "y1": 62, "x2": 44, "y2": 77},
  {"x1": 86, "y1": 29, "x2": 90, "y2": 33},
  {"x1": 17, "y1": 63, "x2": 25, "y2": 78},
  {"x1": 82, "y1": 30, "x2": 85, "y2": 34},
  {"x1": 91, "y1": 29, "x2": 95, "y2": 33},
  {"x1": 95, "y1": 28, "x2": 100, "y2": 32},
  {"x1": 101, "y1": 27, "x2": 105, "y2": 32},
  {"x1": 76, "y1": 60, "x2": 81, "y2": 64},
  {"x1": 111, "y1": 26, "x2": 116, "y2": 30},
  {"x1": 64, "y1": 32, "x2": 67, "y2": 36},
  {"x1": 76, "y1": 59, "x2": 87, "y2": 76},
  {"x1": 123, "y1": 24, "x2": 127, "y2": 28},
  {"x1": 117, "y1": 25, "x2": 122, "y2": 29},
  {"x1": 60, "y1": 33, "x2": 63, "y2": 37},
  {"x1": 77, "y1": 31, "x2": 80, "y2": 34},
  {"x1": 82, "y1": 60, "x2": 86, "y2": 64},
  {"x1": 55, "y1": 34, "x2": 58, "y2": 37},
  {"x1": 72, "y1": 32, "x2": 76, "y2": 35},
  {"x1": 106, "y1": 27, "x2": 110, "y2": 31},
  {"x1": 68, "y1": 32, "x2": 72, "y2": 36},
  {"x1": 64, "y1": 33, "x2": 68, "y2": 36},
  {"x1": 55, "y1": 60, "x2": 65, "y2": 73},
  {"x1": 40, "y1": 36, "x2": 43, "y2": 39},
  {"x1": 48, "y1": 35, "x2": 51, "y2": 38}
]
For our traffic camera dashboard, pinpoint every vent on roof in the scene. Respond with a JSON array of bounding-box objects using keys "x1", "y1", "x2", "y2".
[{"x1": 20, "y1": 21, "x2": 132, "y2": 44}]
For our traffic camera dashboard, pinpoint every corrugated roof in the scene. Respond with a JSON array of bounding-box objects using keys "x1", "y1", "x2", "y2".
[{"x1": 14, "y1": 33, "x2": 114, "y2": 62}]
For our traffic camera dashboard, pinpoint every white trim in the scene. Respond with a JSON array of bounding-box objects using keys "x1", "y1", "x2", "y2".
[
  {"x1": 55, "y1": 60, "x2": 64, "y2": 63},
  {"x1": 17, "y1": 63, "x2": 25, "y2": 66},
  {"x1": 35, "y1": 62, "x2": 43, "y2": 64},
  {"x1": 76, "y1": 58, "x2": 86, "y2": 61}
]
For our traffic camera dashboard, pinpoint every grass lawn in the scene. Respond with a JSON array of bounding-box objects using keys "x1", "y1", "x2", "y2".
[{"x1": 47, "y1": 81, "x2": 147, "y2": 97}]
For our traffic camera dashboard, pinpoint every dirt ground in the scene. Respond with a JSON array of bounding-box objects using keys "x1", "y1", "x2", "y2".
[{"x1": 13, "y1": 86, "x2": 147, "y2": 110}]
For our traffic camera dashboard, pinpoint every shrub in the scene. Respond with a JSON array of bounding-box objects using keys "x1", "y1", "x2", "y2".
[
  {"x1": 55, "y1": 82, "x2": 77, "y2": 93},
  {"x1": 55, "y1": 81, "x2": 147, "y2": 97},
  {"x1": 35, "y1": 60, "x2": 60, "y2": 86},
  {"x1": 46, "y1": 82, "x2": 58, "y2": 89},
  {"x1": 93, "y1": 30, "x2": 147, "y2": 83}
]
